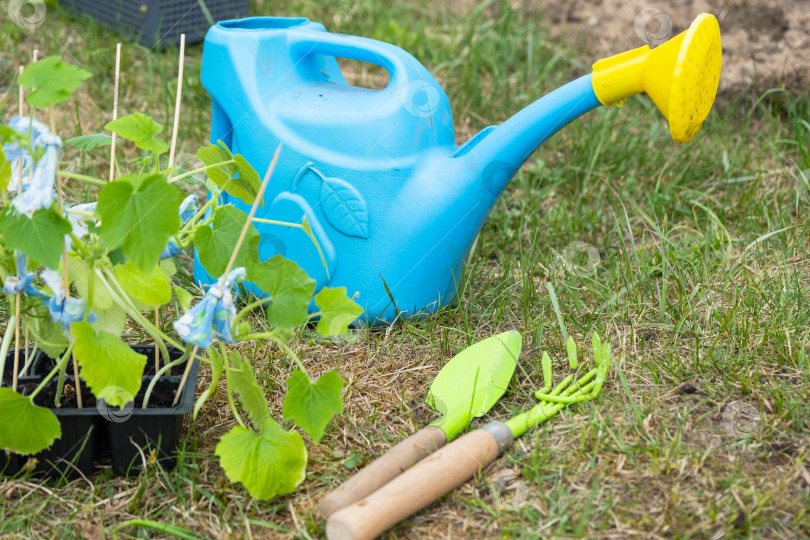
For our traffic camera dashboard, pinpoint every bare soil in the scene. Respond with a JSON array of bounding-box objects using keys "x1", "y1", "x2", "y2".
[{"x1": 535, "y1": 0, "x2": 809, "y2": 96}]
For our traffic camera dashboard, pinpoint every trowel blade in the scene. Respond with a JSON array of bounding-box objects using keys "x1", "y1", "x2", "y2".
[{"x1": 427, "y1": 330, "x2": 520, "y2": 441}]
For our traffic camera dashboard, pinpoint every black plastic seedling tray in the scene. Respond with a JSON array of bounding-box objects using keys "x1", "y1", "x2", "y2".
[
  {"x1": 2, "y1": 347, "x2": 40, "y2": 388},
  {"x1": 59, "y1": 0, "x2": 250, "y2": 48},
  {"x1": 1, "y1": 346, "x2": 198, "y2": 478},
  {"x1": 106, "y1": 358, "x2": 199, "y2": 475}
]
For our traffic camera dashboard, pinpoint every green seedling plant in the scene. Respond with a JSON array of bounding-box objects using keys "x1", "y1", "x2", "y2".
[{"x1": 0, "y1": 55, "x2": 361, "y2": 500}]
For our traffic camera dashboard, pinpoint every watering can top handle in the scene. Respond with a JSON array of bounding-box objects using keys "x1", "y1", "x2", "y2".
[{"x1": 287, "y1": 30, "x2": 431, "y2": 94}]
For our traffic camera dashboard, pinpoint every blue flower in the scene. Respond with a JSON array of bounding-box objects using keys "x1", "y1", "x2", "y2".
[
  {"x1": 65, "y1": 202, "x2": 97, "y2": 251},
  {"x1": 38, "y1": 269, "x2": 97, "y2": 334},
  {"x1": 5, "y1": 116, "x2": 62, "y2": 217},
  {"x1": 159, "y1": 241, "x2": 183, "y2": 260},
  {"x1": 159, "y1": 194, "x2": 198, "y2": 260},
  {"x1": 11, "y1": 145, "x2": 58, "y2": 217},
  {"x1": 179, "y1": 194, "x2": 198, "y2": 222},
  {"x1": 174, "y1": 267, "x2": 245, "y2": 348},
  {"x1": 2, "y1": 252, "x2": 35, "y2": 295}
]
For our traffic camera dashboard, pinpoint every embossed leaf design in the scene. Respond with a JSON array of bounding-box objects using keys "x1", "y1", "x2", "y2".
[{"x1": 319, "y1": 176, "x2": 369, "y2": 239}]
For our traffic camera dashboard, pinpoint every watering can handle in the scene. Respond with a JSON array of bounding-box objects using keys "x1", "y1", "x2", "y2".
[{"x1": 288, "y1": 30, "x2": 423, "y2": 95}]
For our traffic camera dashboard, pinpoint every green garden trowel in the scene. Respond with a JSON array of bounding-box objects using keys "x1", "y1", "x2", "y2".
[{"x1": 318, "y1": 330, "x2": 521, "y2": 517}]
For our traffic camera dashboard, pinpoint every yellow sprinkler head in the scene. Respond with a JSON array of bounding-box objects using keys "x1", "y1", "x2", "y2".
[{"x1": 591, "y1": 13, "x2": 722, "y2": 143}]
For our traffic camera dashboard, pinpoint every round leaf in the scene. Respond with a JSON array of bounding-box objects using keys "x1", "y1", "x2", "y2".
[
  {"x1": 282, "y1": 370, "x2": 344, "y2": 442},
  {"x1": 251, "y1": 255, "x2": 315, "y2": 330},
  {"x1": 314, "y1": 287, "x2": 362, "y2": 336},
  {"x1": 96, "y1": 174, "x2": 181, "y2": 272},
  {"x1": 0, "y1": 389, "x2": 61, "y2": 455},
  {"x1": 67, "y1": 255, "x2": 113, "y2": 310},
  {"x1": 72, "y1": 322, "x2": 146, "y2": 407},
  {"x1": 215, "y1": 421, "x2": 307, "y2": 500},
  {"x1": 113, "y1": 260, "x2": 172, "y2": 306}
]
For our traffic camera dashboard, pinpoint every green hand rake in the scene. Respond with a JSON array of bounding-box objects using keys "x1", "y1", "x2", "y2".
[{"x1": 327, "y1": 334, "x2": 611, "y2": 540}]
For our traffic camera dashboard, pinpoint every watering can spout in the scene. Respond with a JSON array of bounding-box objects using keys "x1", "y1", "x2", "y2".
[{"x1": 459, "y1": 13, "x2": 721, "y2": 197}]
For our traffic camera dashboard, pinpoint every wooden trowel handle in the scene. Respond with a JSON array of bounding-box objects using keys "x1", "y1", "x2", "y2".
[
  {"x1": 326, "y1": 422, "x2": 513, "y2": 540},
  {"x1": 318, "y1": 425, "x2": 447, "y2": 518}
]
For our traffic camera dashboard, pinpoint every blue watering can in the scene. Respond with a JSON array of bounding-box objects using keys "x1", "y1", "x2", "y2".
[{"x1": 195, "y1": 14, "x2": 721, "y2": 324}]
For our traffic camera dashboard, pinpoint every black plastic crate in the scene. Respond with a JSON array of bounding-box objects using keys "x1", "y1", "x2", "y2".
[
  {"x1": 2, "y1": 347, "x2": 40, "y2": 388},
  {"x1": 106, "y1": 358, "x2": 200, "y2": 475},
  {"x1": 59, "y1": 0, "x2": 250, "y2": 48}
]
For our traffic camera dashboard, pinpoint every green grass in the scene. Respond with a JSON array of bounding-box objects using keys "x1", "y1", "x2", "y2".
[{"x1": 2, "y1": 0, "x2": 810, "y2": 538}]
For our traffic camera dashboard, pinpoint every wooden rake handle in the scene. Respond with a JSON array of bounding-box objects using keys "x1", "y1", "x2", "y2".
[
  {"x1": 319, "y1": 426, "x2": 447, "y2": 517},
  {"x1": 325, "y1": 422, "x2": 513, "y2": 540}
]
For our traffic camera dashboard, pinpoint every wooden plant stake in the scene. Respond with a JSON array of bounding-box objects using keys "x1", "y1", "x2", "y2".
[
  {"x1": 55, "y1": 148, "x2": 82, "y2": 408},
  {"x1": 154, "y1": 308, "x2": 160, "y2": 375},
  {"x1": 167, "y1": 34, "x2": 185, "y2": 172},
  {"x1": 12, "y1": 65, "x2": 24, "y2": 392},
  {"x1": 109, "y1": 43, "x2": 121, "y2": 182},
  {"x1": 172, "y1": 144, "x2": 283, "y2": 407},
  {"x1": 23, "y1": 51, "x2": 36, "y2": 375},
  {"x1": 157, "y1": 34, "x2": 186, "y2": 373}
]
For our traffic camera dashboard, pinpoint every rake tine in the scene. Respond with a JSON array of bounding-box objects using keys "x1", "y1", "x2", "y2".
[
  {"x1": 549, "y1": 373, "x2": 574, "y2": 396},
  {"x1": 537, "y1": 351, "x2": 553, "y2": 395},
  {"x1": 566, "y1": 336, "x2": 578, "y2": 370},
  {"x1": 536, "y1": 379, "x2": 599, "y2": 403},
  {"x1": 536, "y1": 369, "x2": 599, "y2": 403}
]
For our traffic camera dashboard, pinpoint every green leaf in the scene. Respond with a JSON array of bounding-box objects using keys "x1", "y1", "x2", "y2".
[
  {"x1": 215, "y1": 420, "x2": 307, "y2": 500},
  {"x1": 66, "y1": 133, "x2": 112, "y2": 151},
  {"x1": 174, "y1": 286, "x2": 194, "y2": 313},
  {"x1": 314, "y1": 287, "x2": 362, "y2": 337},
  {"x1": 195, "y1": 143, "x2": 235, "y2": 186},
  {"x1": 113, "y1": 260, "x2": 171, "y2": 306},
  {"x1": 25, "y1": 314, "x2": 68, "y2": 359},
  {"x1": 96, "y1": 174, "x2": 181, "y2": 272},
  {"x1": 193, "y1": 346, "x2": 224, "y2": 420},
  {"x1": 0, "y1": 208, "x2": 71, "y2": 269},
  {"x1": 0, "y1": 147, "x2": 10, "y2": 194},
  {"x1": 251, "y1": 255, "x2": 315, "y2": 329},
  {"x1": 234, "y1": 154, "x2": 263, "y2": 206},
  {"x1": 67, "y1": 255, "x2": 113, "y2": 310},
  {"x1": 195, "y1": 143, "x2": 260, "y2": 204},
  {"x1": 282, "y1": 370, "x2": 344, "y2": 442},
  {"x1": 90, "y1": 304, "x2": 127, "y2": 337},
  {"x1": 193, "y1": 205, "x2": 260, "y2": 278},
  {"x1": 0, "y1": 125, "x2": 21, "y2": 145},
  {"x1": 159, "y1": 258, "x2": 176, "y2": 278},
  {"x1": 19, "y1": 55, "x2": 91, "y2": 109},
  {"x1": 0, "y1": 389, "x2": 61, "y2": 455},
  {"x1": 229, "y1": 351, "x2": 271, "y2": 429},
  {"x1": 72, "y1": 322, "x2": 146, "y2": 407},
  {"x1": 105, "y1": 113, "x2": 168, "y2": 154}
]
